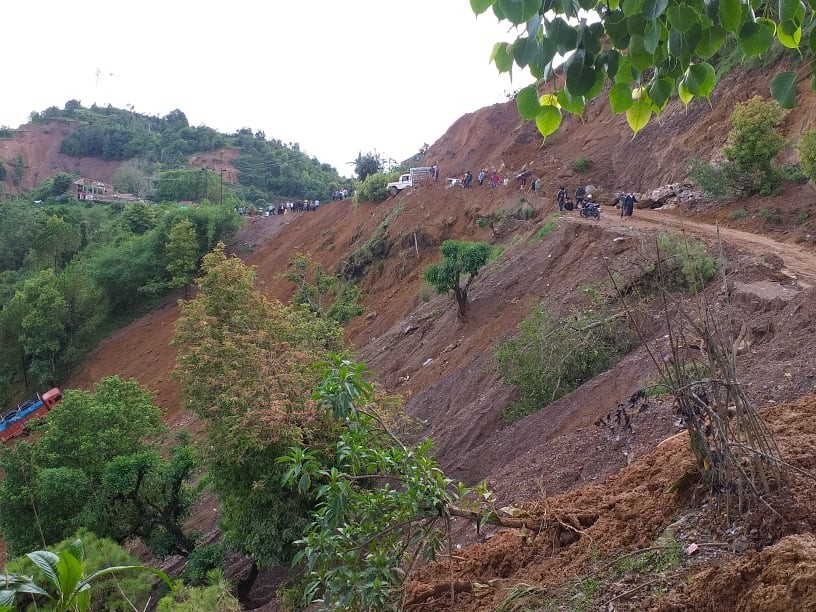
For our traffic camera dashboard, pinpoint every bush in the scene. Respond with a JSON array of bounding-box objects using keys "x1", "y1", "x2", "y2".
[
  {"x1": 183, "y1": 541, "x2": 227, "y2": 584},
  {"x1": 495, "y1": 304, "x2": 635, "y2": 423},
  {"x1": 354, "y1": 172, "x2": 390, "y2": 204},
  {"x1": 728, "y1": 208, "x2": 749, "y2": 219},
  {"x1": 689, "y1": 158, "x2": 731, "y2": 199},
  {"x1": 655, "y1": 232, "x2": 717, "y2": 292},
  {"x1": 573, "y1": 156, "x2": 589, "y2": 172},
  {"x1": 724, "y1": 97, "x2": 786, "y2": 196},
  {"x1": 780, "y1": 163, "x2": 808, "y2": 184},
  {"x1": 797, "y1": 130, "x2": 816, "y2": 182}
]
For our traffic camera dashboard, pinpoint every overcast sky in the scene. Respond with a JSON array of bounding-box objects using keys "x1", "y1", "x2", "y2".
[{"x1": 3, "y1": 1, "x2": 528, "y2": 178}]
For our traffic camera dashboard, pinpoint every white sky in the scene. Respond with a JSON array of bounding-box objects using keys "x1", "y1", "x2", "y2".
[{"x1": 2, "y1": 1, "x2": 528, "y2": 178}]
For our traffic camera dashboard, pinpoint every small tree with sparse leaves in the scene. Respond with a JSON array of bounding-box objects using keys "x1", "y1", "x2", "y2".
[{"x1": 423, "y1": 240, "x2": 492, "y2": 318}]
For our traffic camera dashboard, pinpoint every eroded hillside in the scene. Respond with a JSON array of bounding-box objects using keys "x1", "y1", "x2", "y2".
[{"x1": 50, "y1": 60, "x2": 816, "y2": 608}]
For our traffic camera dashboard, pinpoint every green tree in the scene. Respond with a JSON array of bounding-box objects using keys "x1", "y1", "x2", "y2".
[
  {"x1": 173, "y1": 244, "x2": 343, "y2": 567},
  {"x1": 279, "y1": 356, "x2": 491, "y2": 610},
  {"x1": 724, "y1": 96, "x2": 786, "y2": 195},
  {"x1": 51, "y1": 172, "x2": 75, "y2": 198},
  {"x1": 285, "y1": 253, "x2": 364, "y2": 324},
  {"x1": 797, "y1": 129, "x2": 816, "y2": 182},
  {"x1": 12, "y1": 154, "x2": 25, "y2": 186},
  {"x1": 122, "y1": 201, "x2": 158, "y2": 234},
  {"x1": 166, "y1": 218, "x2": 199, "y2": 299},
  {"x1": 8, "y1": 269, "x2": 69, "y2": 387},
  {"x1": 423, "y1": 240, "x2": 492, "y2": 318},
  {"x1": 29, "y1": 215, "x2": 82, "y2": 270},
  {"x1": 476, "y1": 0, "x2": 811, "y2": 138},
  {"x1": 353, "y1": 151, "x2": 383, "y2": 181}
]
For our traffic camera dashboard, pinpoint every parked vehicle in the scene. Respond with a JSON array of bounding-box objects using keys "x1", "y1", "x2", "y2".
[
  {"x1": 580, "y1": 200, "x2": 601, "y2": 220},
  {"x1": 0, "y1": 388, "x2": 63, "y2": 442},
  {"x1": 386, "y1": 166, "x2": 434, "y2": 196}
]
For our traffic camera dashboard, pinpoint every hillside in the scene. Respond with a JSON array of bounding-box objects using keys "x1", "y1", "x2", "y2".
[{"x1": 8, "y1": 59, "x2": 816, "y2": 609}]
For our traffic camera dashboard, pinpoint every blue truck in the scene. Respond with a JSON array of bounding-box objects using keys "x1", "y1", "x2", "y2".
[{"x1": 0, "y1": 388, "x2": 63, "y2": 442}]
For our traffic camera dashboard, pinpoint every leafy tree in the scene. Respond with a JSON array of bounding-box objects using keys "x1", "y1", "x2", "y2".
[
  {"x1": 724, "y1": 96, "x2": 786, "y2": 195},
  {"x1": 8, "y1": 269, "x2": 69, "y2": 387},
  {"x1": 51, "y1": 172, "x2": 75, "y2": 198},
  {"x1": 279, "y1": 356, "x2": 491, "y2": 610},
  {"x1": 353, "y1": 151, "x2": 383, "y2": 181},
  {"x1": 476, "y1": 0, "x2": 811, "y2": 138},
  {"x1": 155, "y1": 169, "x2": 220, "y2": 203},
  {"x1": 0, "y1": 199, "x2": 45, "y2": 272},
  {"x1": 354, "y1": 171, "x2": 390, "y2": 203},
  {"x1": 122, "y1": 201, "x2": 158, "y2": 234},
  {"x1": 423, "y1": 240, "x2": 493, "y2": 318},
  {"x1": 12, "y1": 154, "x2": 25, "y2": 186},
  {"x1": 112, "y1": 160, "x2": 151, "y2": 198},
  {"x1": 166, "y1": 218, "x2": 199, "y2": 299},
  {"x1": 29, "y1": 215, "x2": 82, "y2": 270},
  {"x1": 173, "y1": 244, "x2": 343, "y2": 566},
  {"x1": 0, "y1": 161, "x2": 6, "y2": 181},
  {"x1": 797, "y1": 129, "x2": 816, "y2": 182},
  {"x1": 285, "y1": 253, "x2": 364, "y2": 324}
]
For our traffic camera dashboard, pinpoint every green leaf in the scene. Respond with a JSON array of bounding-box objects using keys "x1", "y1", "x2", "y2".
[
  {"x1": 585, "y1": 67, "x2": 607, "y2": 99},
  {"x1": 26, "y1": 551, "x2": 60, "y2": 590},
  {"x1": 628, "y1": 35, "x2": 654, "y2": 73},
  {"x1": 695, "y1": 25, "x2": 726, "y2": 57},
  {"x1": 678, "y1": 79, "x2": 694, "y2": 104},
  {"x1": 539, "y1": 93, "x2": 559, "y2": 106},
  {"x1": 643, "y1": 21, "x2": 662, "y2": 55},
  {"x1": 471, "y1": 0, "x2": 497, "y2": 14},
  {"x1": 738, "y1": 19, "x2": 775, "y2": 56},
  {"x1": 643, "y1": 0, "x2": 669, "y2": 20},
  {"x1": 557, "y1": 88, "x2": 586, "y2": 115},
  {"x1": 777, "y1": 20, "x2": 802, "y2": 49},
  {"x1": 622, "y1": 0, "x2": 645, "y2": 16},
  {"x1": 547, "y1": 17, "x2": 578, "y2": 54},
  {"x1": 56, "y1": 551, "x2": 84, "y2": 605},
  {"x1": 566, "y1": 51, "x2": 598, "y2": 95},
  {"x1": 779, "y1": 0, "x2": 803, "y2": 22},
  {"x1": 648, "y1": 76, "x2": 674, "y2": 110},
  {"x1": 535, "y1": 105, "x2": 563, "y2": 138},
  {"x1": 517, "y1": 86, "x2": 543, "y2": 119},
  {"x1": 614, "y1": 55, "x2": 636, "y2": 83},
  {"x1": 497, "y1": 0, "x2": 541, "y2": 24},
  {"x1": 770, "y1": 71, "x2": 798, "y2": 108},
  {"x1": 718, "y1": 0, "x2": 742, "y2": 32},
  {"x1": 513, "y1": 36, "x2": 540, "y2": 67},
  {"x1": 668, "y1": 25, "x2": 703, "y2": 58},
  {"x1": 683, "y1": 62, "x2": 717, "y2": 97},
  {"x1": 606, "y1": 9, "x2": 631, "y2": 47},
  {"x1": 667, "y1": 5, "x2": 700, "y2": 32},
  {"x1": 490, "y1": 42, "x2": 514, "y2": 73},
  {"x1": 626, "y1": 99, "x2": 653, "y2": 136},
  {"x1": 609, "y1": 83, "x2": 635, "y2": 113}
]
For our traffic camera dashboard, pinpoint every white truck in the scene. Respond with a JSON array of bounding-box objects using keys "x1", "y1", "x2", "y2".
[{"x1": 386, "y1": 166, "x2": 434, "y2": 196}]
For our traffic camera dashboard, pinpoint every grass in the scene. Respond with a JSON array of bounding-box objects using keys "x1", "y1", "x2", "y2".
[
  {"x1": 728, "y1": 208, "x2": 749, "y2": 220},
  {"x1": 534, "y1": 220, "x2": 557, "y2": 239}
]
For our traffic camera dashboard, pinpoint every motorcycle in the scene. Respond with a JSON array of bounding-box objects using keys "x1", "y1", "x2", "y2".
[{"x1": 579, "y1": 200, "x2": 601, "y2": 220}]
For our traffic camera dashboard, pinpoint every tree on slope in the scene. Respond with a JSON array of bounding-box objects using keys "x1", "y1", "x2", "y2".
[
  {"x1": 473, "y1": 0, "x2": 814, "y2": 138},
  {"x1": 423, "y1": 240, "x2": 492, "y2": 318}
]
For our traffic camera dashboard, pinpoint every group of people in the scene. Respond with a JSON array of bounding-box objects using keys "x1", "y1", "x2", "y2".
[
  {"x1": 330, "y1": 188, "x2": 350, "y2": 201},
  {"x1": 554, "y1": 186, "x2": 639, "y2": 216}
]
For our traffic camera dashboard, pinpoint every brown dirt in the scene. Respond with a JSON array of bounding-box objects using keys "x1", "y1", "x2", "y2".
[{"x1": 6, "y1": 59, "x2": 816, "y2": 609}]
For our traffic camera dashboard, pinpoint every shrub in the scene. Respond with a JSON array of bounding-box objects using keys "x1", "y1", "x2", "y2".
[
  {"x1": 183, "y1": 541, "x2": 227, "y2": 584},
  {"x1": 573, "y1": 156, "x2": 589, "y2": 172},
  {"x1": 724, "y1": 97, "x2": 786, "y2": 196},
  {"x1": 354, "y1": 172, "x2": 389, "y2": 204},
  {"x1": 689, "y1": 158, "x2": 731, "y2": 199},
  {"x1": 495, "y1": 304, "x2": 635, "y2": 423},
  {"x1": 797, "y1": 129, "x2": 816, "y2": 182},
  {"x1": 780, "y1": 163, "x2": 808, "y2": 184},
  {"x1": 655, "y1": 232, "x2": 717, "y2": 292},
  {"x1": 728, "y1": 208, "x2": 749, "y2": 219}
]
